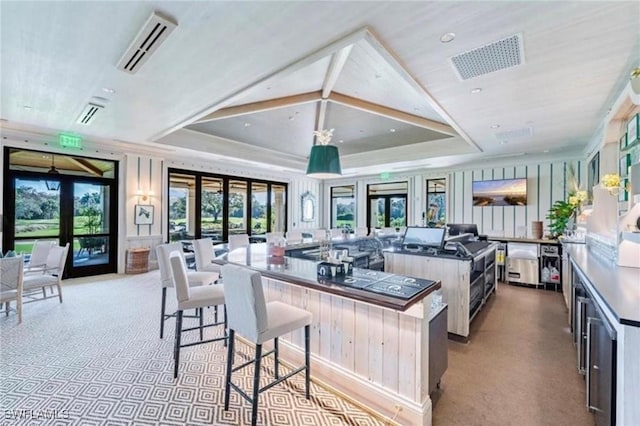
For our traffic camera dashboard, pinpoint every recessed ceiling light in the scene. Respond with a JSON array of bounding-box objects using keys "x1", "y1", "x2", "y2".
[
  {"x1": 389, "y1": 128, "x2": 396, "y2": 133},
  {"x1": 288, "y1": 116, "x2": 294, "y2": 121},
  {"x1": 374, "y1": 73, "x2": 382, "y2": 79},
  {"x1": 359, "y1": 130, "x2": 364, "y2": 133},
  {"x1": 23, "y1": 105, "x2": 33, "y2": 110},
  {"x1": 471, "y1": 88, "x2": 482, "y2": 94},
  {"x1": 244, "y1": 122, "x2": 251, "y2": 127},
  {"x1": 440, "y1": 32, "x2": 456, "y2": 43},
  {"x1": 102, "y1": 87, "x2": 115, "y2": 94},
  {"x1": 490, "y1": 124, "x2": 500, "y2": 129},
  {"x1": 339, "y1": 139, "x2": 344, "y2": 143},
  {"x1": 500, "y1": 140, "x2": 508, "y2": 145},
  {"x1": 543, "y1": 150, "x2": 549, "y2": 153}
]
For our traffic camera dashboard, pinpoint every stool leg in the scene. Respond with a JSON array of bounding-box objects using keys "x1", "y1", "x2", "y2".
[
  {"x1": 160, "y1": 287, "x2": 167, "y2": 338},
  {"x1": 224, "y1": 329, "x2": 235, "y2": 411},
  {"x1": 305, "y1": 325, "x2": 310, "y2": 399},
  {"x1": 274, "y1": 337, "x2": 279, "y2": 379},
  {"x1": 251, "y1": 344, "x2": 262, "y2": 426},
  {"x1": 223, "y1": 305, "x2": 228, "y2": 347},
  {"x1": 199, "y1": 307, "x2": 204, "y2": 341},
  {"x1": 174, "y1": 310, "x2": 183, "y2": 379}
]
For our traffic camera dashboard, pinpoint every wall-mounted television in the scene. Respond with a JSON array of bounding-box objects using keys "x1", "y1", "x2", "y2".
[{"x1": 472, "y1": 178, "x2": 527, "y2": 206}]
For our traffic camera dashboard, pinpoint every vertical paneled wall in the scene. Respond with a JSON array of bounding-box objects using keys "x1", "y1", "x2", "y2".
[
  {"x1": 449, "y1": 160, "x2": 583, "y2": 238},
  {"x1": 289, "y1": 178, "x2": 322, "y2": 230}
]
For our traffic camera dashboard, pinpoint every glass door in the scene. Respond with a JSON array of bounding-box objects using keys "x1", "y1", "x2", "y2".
[{"x1": 71, "y1": 182, "x2": 114, "y2": 274}]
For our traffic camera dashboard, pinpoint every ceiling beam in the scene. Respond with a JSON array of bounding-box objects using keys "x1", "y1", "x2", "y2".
[
  {"x1": 152, "y1": 27, "x2": 372, "y2": 140},
  {"x1": 69, "y1": 158, "x2": 104, "y2": 176},
  {"x1": 315, "y1": 99, "x2": 328, "y2": 133},
  {"x1": 328, "y1": 92, "x2": 457, "y2": 136},
  {"x1": 322, "y1": 45, "x2": 353, "y2": 99},
  {"x1": 195, "y1": 91, "x2": 322, "y2": 123}
]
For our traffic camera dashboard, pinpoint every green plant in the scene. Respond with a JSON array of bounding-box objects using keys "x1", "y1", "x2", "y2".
[{"x1": 546, "y1": 200, "x2": 577, "y2": 238}]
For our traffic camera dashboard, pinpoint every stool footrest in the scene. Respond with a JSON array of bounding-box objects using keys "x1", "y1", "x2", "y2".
[
  {"x1": 180, "y1": 334, "x2": 227, "y2": 349},
  {"x1": 181, "y1": 320, "x2": 224, "y2": 333},
  {"x1": 228, "y1": 365, "x2": 306, "y2": 405},
  {"x1": 232, "y1": 348, "x2": 276, "y2": 372}
]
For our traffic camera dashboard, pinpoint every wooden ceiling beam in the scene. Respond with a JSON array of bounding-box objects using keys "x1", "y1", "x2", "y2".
[
  {"x1": 322, "y1": 45, "x2": 353, "y2": 99},
  {"x1": 315, "y1": 99, "x2": 328, "y2": 133},
  {"x1": 328, "y1": 92, "x2": 457, "y2": 136},
  {"x1": 195, "y1": 91, "x2": 322, "y2": 123},
  {"x1": 69, "y1": 158, "x2": 104, "y2": 176}
]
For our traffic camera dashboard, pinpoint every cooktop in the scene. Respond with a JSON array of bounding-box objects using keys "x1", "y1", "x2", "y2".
[{"x1": 321, "y1": 269, "x2": 436, "y2": 299}]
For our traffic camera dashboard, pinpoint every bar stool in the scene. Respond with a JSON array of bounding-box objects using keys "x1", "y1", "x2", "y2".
[
  {"x1": 169, "y1": 252, "x2": 226, "y2": 379},
  {"x1": 221, "y1": 264, "x2": 312, "y2": 426},
  {"x1": 156, "y1": 243, "x2": 219, "y2": 338},
  {"x1": 193, "y1": 238, "x2": 221, "y2": 274}
]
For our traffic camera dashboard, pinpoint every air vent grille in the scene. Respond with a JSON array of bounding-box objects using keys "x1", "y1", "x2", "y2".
[
  {"x1": 117, "y1": 11, "x2": 177, "y2": 74},
  {"x1": 451, "y1": 34, "x2": 524, "y2": 80},
  {"x1": 495, "y1": 127, "x2": 533, "y2": 141},
  {"x1": 77, "y1": 103, "x2": 104, "y2": 125}
]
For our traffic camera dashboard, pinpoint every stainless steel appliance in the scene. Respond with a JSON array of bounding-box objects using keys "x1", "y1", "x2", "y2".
[
  {"x1": 540, "y1": 244, "x2": 561, "y2": 287},
  {"x1": 506, "y1": 242, "x2": 539, "y2": 285}
]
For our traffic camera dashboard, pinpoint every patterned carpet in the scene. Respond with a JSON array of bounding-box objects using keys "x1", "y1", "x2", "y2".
[{"x1": 0, "y1": 271, "x2": 385, "y2": 425}]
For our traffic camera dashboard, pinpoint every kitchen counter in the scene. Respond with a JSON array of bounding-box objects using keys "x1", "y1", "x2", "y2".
[
  {"x1": 564, "y1": 244, "x2": 640, "y2": 327},
  {"x1": 489, "y1": 236, "x2": 559, "y2": 244}
]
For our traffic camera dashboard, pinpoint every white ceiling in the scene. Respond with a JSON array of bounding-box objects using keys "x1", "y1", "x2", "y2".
[{"x1": 1, "y1": 1, "x2": 638, "y2": 177}]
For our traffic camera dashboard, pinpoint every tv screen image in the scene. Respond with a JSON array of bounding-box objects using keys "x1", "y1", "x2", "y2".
[
  {"x1": 402, "y1": 226, "x2": 446, "y2": 249},
  {"x1": 472, "y1": 178, "x2": 527, "y2": 206}
]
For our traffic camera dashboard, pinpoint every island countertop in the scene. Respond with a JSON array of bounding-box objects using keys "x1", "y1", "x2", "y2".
[{"x1": 216, "y1": 243, "x2": 441, "y2": 312}]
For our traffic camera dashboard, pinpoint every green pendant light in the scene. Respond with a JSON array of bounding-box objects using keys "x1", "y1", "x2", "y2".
[{"x1": 306, "y1": 128, "x2": 342, "y2": 179}]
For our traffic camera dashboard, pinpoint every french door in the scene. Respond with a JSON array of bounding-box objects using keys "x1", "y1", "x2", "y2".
[
  {"x1": 367, "y1": 195, "x2": 407, "y2": 229},
  {"x1": 3, "y1": 149, "x2": 118, "y2": 278}
]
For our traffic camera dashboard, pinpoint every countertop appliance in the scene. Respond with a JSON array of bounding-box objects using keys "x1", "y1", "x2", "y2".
[{"x1": 506, "y1": 242, "x2": 539, "y2": 285}]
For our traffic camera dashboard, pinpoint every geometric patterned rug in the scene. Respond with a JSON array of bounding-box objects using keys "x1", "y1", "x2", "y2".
[{"x1": 0, "y1": 271, "x2": 386, "y2": 425}]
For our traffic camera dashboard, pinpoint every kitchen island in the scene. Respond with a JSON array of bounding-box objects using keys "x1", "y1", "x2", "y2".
[{"x1": 217, "y1": 243, "x2": 442, "y2": 425}]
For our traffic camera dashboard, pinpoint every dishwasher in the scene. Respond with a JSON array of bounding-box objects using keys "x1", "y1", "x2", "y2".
[{"x1": 506, "y1": 242, "x2": 539, "y2": 286}]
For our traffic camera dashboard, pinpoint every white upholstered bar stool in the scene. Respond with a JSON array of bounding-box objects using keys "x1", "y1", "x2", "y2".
[
  {"x1": 355, "y1": 227, "x2": 369, "y2": 237},
  {"x1": 228, "y1": 234, "x2": 250, "y2": 251},
  {"x1": 169, "y1": 252, "x2": 226, "y2": 379},
  {"x1": 221, "y1": 264, "x2": 312, "y2": 426},
  {"x1": 156, "y1": 243, "x2": 219, "y2": 339},
  {"x1": 284, "y1": 229, "x2": 303, "y2": 244},
  {"x1": 193, "y1": 238, "x2": 221, "y2": 274}
]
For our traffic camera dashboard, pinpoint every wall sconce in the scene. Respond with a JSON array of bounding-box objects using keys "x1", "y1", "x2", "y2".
[{"x1": 136, "y1": 189, "x2": 153, "y2": 202}]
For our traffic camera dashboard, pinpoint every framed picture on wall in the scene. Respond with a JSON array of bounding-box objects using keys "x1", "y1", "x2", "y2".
[
  {"x1": 134, "y1": 204, "x2": 154, "y2": 225},
  {"x1": 628, "y1": 113, "x2": 639, "y2": 145},
  {"x1": 619, "y1": 179, "x2": 629, "y2": 202},
  {"x1": 619, "y1": 133, "x2": 627, "y2": 150},
  {"x1": 620, "y1": 154, "x2": 630, "y2": 177}
]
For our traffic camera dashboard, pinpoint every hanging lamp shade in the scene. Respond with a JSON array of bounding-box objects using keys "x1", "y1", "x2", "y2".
[
  {"x1": 45, "y1": 155, "x2": 61, "y2": 191},
  {"x1": 306, "y1": 128, "x2": 342, "y2": 179}
]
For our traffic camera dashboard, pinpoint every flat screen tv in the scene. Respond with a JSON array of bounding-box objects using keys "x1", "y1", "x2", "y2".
[
  {"x1": 472, "y1": 178, "x2": 527, "y2": 206},
  {"x1": 402, "y1": 226, "x2": 446, "y2": 249},
  {"x1": 447, "y1": 223, "x2": 478, "y2": 236}
]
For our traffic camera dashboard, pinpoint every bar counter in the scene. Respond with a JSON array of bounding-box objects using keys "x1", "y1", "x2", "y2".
[
  {"x1": 216, "y1": 243, "x2": 441, "y2": 426},
  {"x1": 218, "y1": 243, "x2": 441, "y2": 311}
]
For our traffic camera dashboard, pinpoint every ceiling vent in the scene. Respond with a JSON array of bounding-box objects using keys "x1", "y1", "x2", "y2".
[
  {"x1": 450, "y1": 34, "x2": 524, "y2": 80},
  {"x1": 494, "y1": 126, "x2": 533, "y2": 141},
  {"x1": 117, "y1": 11, "x2": 177, "y2": 74},
  {"x1": 77, "y1": 103, "x2": 104, "y2": 125}
]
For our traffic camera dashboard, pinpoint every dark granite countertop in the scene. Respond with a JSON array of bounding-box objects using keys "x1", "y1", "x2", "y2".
[
  {"x1": 216, "y1": 243, "x2": 441, "y2": 312},
  {"x1": 564, "y1": 243, "x2": 640, "y2": 328}
]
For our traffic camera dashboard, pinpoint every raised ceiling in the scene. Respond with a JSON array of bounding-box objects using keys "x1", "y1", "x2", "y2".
[{"x1": 1, "y1": 2, "x2": 638, "y2": 177}]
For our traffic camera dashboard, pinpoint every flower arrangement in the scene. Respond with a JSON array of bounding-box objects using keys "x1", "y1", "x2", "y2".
[
  {"x1": 546, "y1": 164, "x2": 587, "y2": 238},
  {"x1": 602, "y1": 173, "x2": 622, "y2": 195}
]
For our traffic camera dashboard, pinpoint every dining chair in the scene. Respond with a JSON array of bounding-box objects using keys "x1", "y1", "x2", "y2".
[
  {"x1": 156, "y1": 242, "x2": 219, "y2": 338},
  {"x1": 265, "y1": 232, "x2": 284, "y2": 244},
  {"x1": 22, "y1": 243, "x2": 70, "y2": 304},
  {"x1": 313, "y1": 228, "x2": 328, "y2": 241},
  {"x1": 24, "y1": 240, "x2": 56, "y2": 273},
  {"x1": 228, "y1": 234, "x2": 250, "y2": 251},
  {"x1": 355, "y1": 227, "x2": 369, "y2": 237},
  {"x1": 169, "y1": 251, "x2": 226, "y2": 378},
  {"x1": 285, "y1": 229, "x2": 303, "y2": 244},
  {"x1": 221, "y1": 264, "x2": 312, "y2": 426},
  {"x1": 330, "y1": 228, "x2": 343, "y2": 239},
  {"x1": 0, "y1": 256, "x2": 25, "y2": 323}
]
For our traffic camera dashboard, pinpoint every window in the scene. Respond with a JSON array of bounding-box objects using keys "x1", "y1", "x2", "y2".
[
  {"x1": 426, "y1": 178, "x2": 447, "y2": 227},
  {"x1": 168, "y1": 169, "x2": 287, "y2": 242},
  {"x1": 367, "y1": 182, "x2": 408, "y2": 229},
  {"x1": 331, "y1": 185, "x2": 355, "y2": 230}
]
